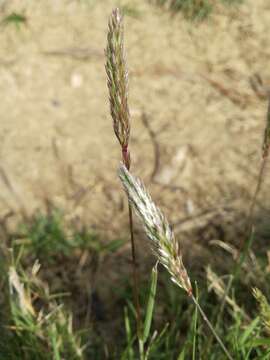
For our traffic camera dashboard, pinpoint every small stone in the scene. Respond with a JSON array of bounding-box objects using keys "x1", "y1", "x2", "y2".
[{"x1": 71, "y1": 73, "x2": 83, "y2": 88}]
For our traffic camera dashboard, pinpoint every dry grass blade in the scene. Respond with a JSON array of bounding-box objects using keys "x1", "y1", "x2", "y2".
[
  {"x1": 9, "y1": 267, "x2": 35, "y2": 316},
  {"x1": 206, "y1": 266, "x2": 248, "y2": 319},
  {"x1": 119, "y1": 163, "x2": 192, "y2": 295}
]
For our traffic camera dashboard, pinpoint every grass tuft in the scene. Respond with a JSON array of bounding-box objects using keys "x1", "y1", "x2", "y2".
[
  {"x1": 1, "y1": 12, "x2": 27, "y2": 29},
  {"x1": 153, "y1": 0, "x2": 244, "y2": 20},
  {"x1": 16, "y1": 210, "x2": 101, "y2": 261}
]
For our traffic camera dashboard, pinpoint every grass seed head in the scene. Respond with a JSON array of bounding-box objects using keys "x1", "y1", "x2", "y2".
[
  {"x1": 119, "y1": 164, "x2": 192, "y2": 295},
  {"x1": 9, "y1": 267, "x2": 35, "y2": 316},
  {"x1": 105, "y1": 8, "x2": 130, "y2": 152}
]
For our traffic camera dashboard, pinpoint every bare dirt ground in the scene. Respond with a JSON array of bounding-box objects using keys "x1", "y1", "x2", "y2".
[{"x1": 0, "y1": 0, "x2": 270, "y2": 258}]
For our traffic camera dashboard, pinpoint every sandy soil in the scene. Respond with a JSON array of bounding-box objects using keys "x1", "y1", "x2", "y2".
[{"x1": 0, "y1": 0, "x2": 269, "y2": 251}]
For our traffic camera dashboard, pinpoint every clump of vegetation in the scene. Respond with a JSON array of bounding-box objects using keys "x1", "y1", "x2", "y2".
[
  {"x1": 13, "y1": 210, "x2": 122, "y2": 262},
  {"x1": 120, "y1": 4, "x2": 142, "y2": 19},
  {"x1": 1, "y1": 263, "x2": 84, "y2": 360},
  {"x1": 153, "y1": 0, "x2": 243, "y2": 20},
  {"x1": 1, "y1": 12, "x2": 27, "y2": 29},
  {"x1": 17, "y1": 210, "x2": 98, "y2": 260},
  {"x1": 156, "y1": 0, "x2": 212, "y2": 19}
]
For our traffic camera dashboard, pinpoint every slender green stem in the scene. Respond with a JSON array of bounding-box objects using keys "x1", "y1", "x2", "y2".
[
  {"x1": 128, "y1": 203, "x2": 141, "y2": 333},
  {"x1": 122, "y1": 148, "x2": 141, "y2": 344},
  {"x1": 245, "y1": 156, "x2": 267, "y2": 234},
  {"x1": 215, "y1": 225, "x2": 255, "y2": 331},
  {"x1": 191, "y1": 295, "x2": 233, "y2": 360},
  {"x1": 205, "y1": 230, "x2": 255, "y2": 357},
  {"x1": 139, "y1": 338, "x2": 144, "y2": 360},
  {"x1": 214, "y1": 275, "x2": 233, "y2": 332},
  {"x1": 192, "y1": 284, "x2": 198, "y2": 360}
]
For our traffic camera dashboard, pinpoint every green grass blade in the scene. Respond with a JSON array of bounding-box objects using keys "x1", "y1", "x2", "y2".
[
  {"x1": 239, "y1": 317, "x2": 260, "y2": 346},
  {"x1": 177, "y1": 348, "x2": 186, "y2": 360},
  {"x1": 124, "y1": 307, "x2": 134, "y2": 360},
  {"x1": 143, "y1": 263, "x2": 158, "y2": 343},
  {"x1": 192, "y1": 283, "x2": 198, "y2": 360},
  {"x1": 234, "y1": 229, "x2": 255, "y2": 280},
  {"x1": 246, "y1": 338, "x2": 270, "y2": 347},
  {"x1": 103, "y1": 239, "x2": 124, "y2": 252}
]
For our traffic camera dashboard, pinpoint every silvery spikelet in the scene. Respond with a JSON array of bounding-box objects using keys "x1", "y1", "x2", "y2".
[{"x1": 119, "y1": 164, "x2": 192, "y2": 295}]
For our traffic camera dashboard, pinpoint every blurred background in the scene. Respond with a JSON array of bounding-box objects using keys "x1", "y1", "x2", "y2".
[
  {"x1": 0, "y1": 0, "x2": 270, "y2": 358},
  {"x1": 0, "y1": 0, "x2": 269, "y2": 231}
]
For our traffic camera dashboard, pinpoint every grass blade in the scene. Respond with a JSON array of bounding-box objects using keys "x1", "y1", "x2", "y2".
[
  {"x1": 239, "y1": 317, "x2": 260, "y2": 346},
  {"x1": 143, "y1": 263, "x2": 158, "y2": 343},
  {"x1": 192, "y1": 283, "x2": 198, "y2": 360}
]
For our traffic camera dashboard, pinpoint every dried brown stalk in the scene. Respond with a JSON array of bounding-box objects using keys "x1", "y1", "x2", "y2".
[{"x1": 141, "y1": 112, "x2": 161, "y2": 181}]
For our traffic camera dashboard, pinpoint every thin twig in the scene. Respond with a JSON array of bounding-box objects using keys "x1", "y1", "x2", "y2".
[
  {"x1": 141, "y1": 112, "x2": 161, "y2": 181},
  {"x1": 202, "y1": 74, "x2": 252, "y2": 108}
]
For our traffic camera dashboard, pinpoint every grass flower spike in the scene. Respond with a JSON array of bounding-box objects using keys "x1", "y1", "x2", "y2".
[
  {"x1": 119, "y1": 164, "x2": 234, "y2": 360},
  {"x1": 119, "y1": 164, "x2": 192, "y2": 295},
  {"x1": 105, "y1": 8, "x2": 130, "y2": 168}
]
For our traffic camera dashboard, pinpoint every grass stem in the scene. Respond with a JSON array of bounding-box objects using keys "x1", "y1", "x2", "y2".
[
  {"x1": 191, "y1": 295, "x2": 233, "y2": 360},
  {"x1": 128, "y1": 202, "x2": 141, "y2": 335}
]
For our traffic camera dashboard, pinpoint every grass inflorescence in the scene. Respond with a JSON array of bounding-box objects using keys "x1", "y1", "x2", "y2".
[{"x1": 0, "y1": 4, "x2": 269, "y2": 360}]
